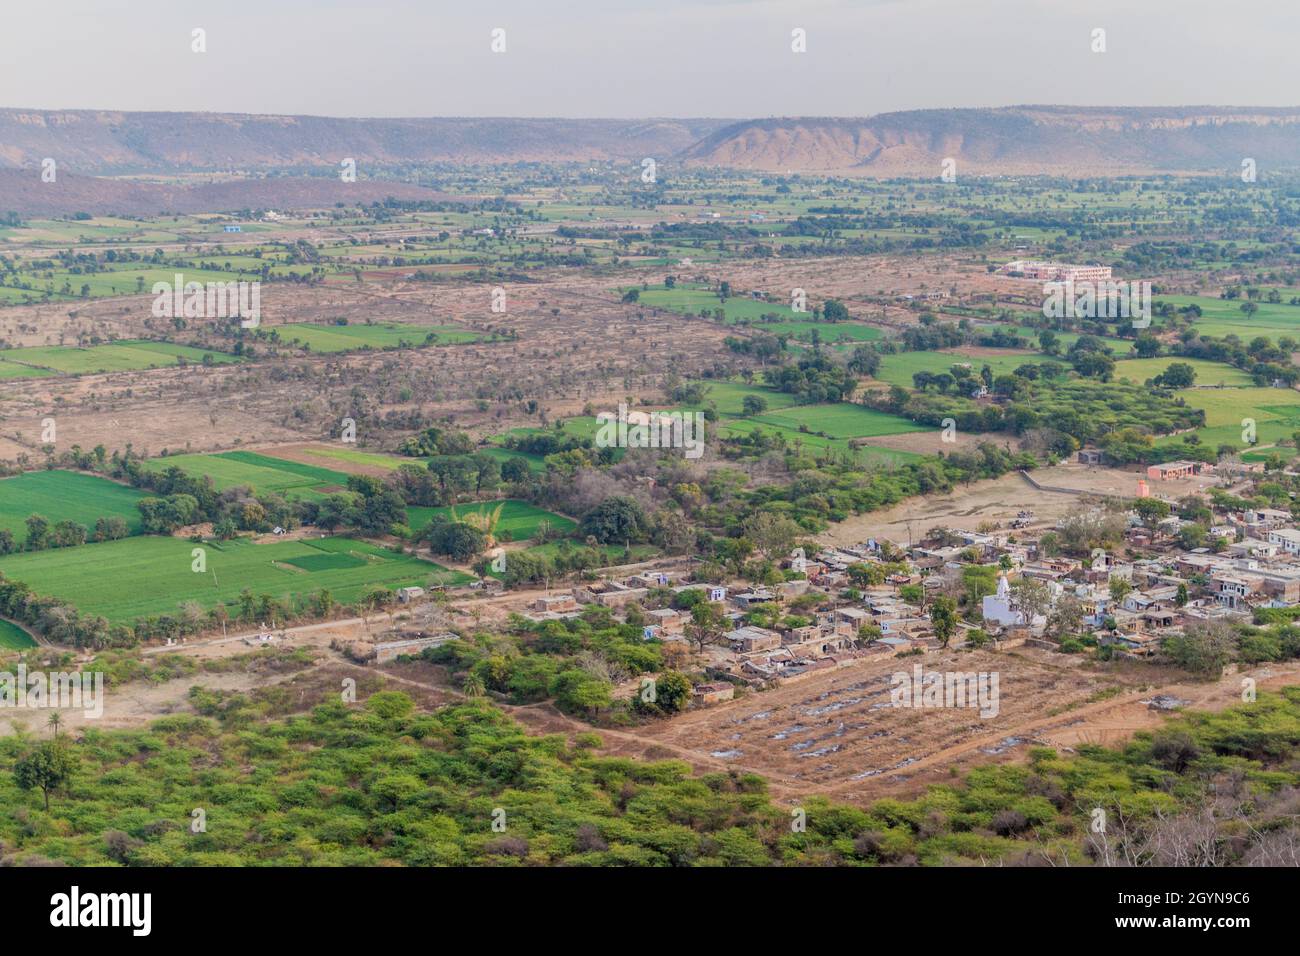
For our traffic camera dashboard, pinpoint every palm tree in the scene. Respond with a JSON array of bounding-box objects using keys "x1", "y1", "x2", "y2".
[
  {"x1": 457, "y1": 502, "x2": 506, "y2": 548},
  {"x1": 461, "y1": 673, "x2": 485, "y2": 698},
  {"x1": 47, "y1": 712, "x2": 61, "y2": 738}
]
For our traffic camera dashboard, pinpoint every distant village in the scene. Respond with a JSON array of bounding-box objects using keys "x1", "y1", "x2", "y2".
[{"x1": 502, "y1": 458, "x2": 1297, "y2": 701}]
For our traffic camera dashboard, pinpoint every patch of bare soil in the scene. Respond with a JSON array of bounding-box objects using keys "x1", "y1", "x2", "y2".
[{"x1": 252, "y1": 442, "x2": 395, "y2": 477}]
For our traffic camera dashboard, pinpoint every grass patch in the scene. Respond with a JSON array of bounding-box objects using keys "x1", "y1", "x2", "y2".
[
  {"x1": 0, "y1": 471, "x2": 149, "y2": 539},
  {"x1": 0, "y1": 619, "x2": 37, "y2": 650},
  {"x1": 0, "y1": 535, "x2": 470, "y2": 624}
]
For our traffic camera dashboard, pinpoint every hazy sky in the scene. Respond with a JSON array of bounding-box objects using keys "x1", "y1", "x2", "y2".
[{"x1": 3, "y1": 0, "x2": 1297, "y2": 118}]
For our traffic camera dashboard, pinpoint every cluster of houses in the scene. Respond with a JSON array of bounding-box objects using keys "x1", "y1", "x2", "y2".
[
  {"x1": 517, "y1": 555, "x2": 947, "y2": 697},
  {"x1": 913, "y1": 501, "x2": 1300, "y2": 658},
  {"x1": 483, "y1": 482, "x2": 1300, "y2": 704}
]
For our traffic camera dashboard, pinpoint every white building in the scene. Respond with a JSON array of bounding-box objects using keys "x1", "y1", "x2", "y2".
[
  {"x1": 1267, "y1": 528, "x2": 1300, "y2": 555},
  {"x1": 982, "y1": 574, "x2": 1024, "y2": 627}
]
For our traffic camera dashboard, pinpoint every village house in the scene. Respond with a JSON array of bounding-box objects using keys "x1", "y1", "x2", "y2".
[
  {"x1": 574, "y1": 579, "x2": 649, "y2": 608},
  {"x1": 731, "y1": 588, "x2": 776, "y2": 609},
  {"x1": 692, "y1": 682, "x2": 735, "y2": 706},
  {"x1": 534, "y1": 594, "x2": 579, "y2": 614},
  {"x1": 671, "y1": 583, "x2": 727, "y2": 604},
  {"x1": 1267, "y1": 528, "x2": 1300, "y2": 555},
  {"x1": 644, "y1": 607, "x2": 686, "y2": 635},
  {"x1": 1246, "y1": 508, "x2": 1292, "y2": 530},
  {"x1": 727, "y1": 625, "x2": 782, "y2": 654},
  {"x1": 1100, "y1": 628, "x2": 1163, "y2": 659},
  {"x1": 1146, "y1": 460, "x2": 1206, "y2": 481}
]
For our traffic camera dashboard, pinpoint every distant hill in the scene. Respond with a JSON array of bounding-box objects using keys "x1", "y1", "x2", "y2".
[
  {"x1": 3, "y1": 106, "x2": 1300, "y2": 216},
  {"x1": 680, "y1": 106, "x2": 1300, "y2": 175},
  {"x1": 0, "y1": 110, "x2": 732, "y2": 173},
  {"x1": 0, "y1": 168, "x2": 458, "y2": 216}
]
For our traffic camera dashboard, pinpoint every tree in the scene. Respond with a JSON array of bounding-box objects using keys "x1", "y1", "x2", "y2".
[
  {"x1": 1133, "y1": 497, "x2": 1171, "y2": 529},
  {"x1": 14, "y1": 738, "x2": 77, "y2": 811},
  {"x1": 93, "y1": 515, "x2": 130, "y2": 542},
  {"x1": 929, "y1": 596, "x2": 958, "y2": 648},
  {"x1": 740, "y1": 394, "x2": 768, "y2": 417},
  {"x1": 1164, "y1": 620, "x2": 1235, "y2": 676},
  {"x1": 1178, "y1": 523, "x2": 1208, "y2": 550},
  {"x1": 822, "y1": 298, "x2": 849, "y2": 323},
  {"x1": 580, "y1": 496, "x2": 646, "y2": 544},
  {"x1": 741, "y1": 511, "x2": 800, "y2": 559},
  {"x1": 1134, "y1": 334, "x2": 1161, "y2": 358},
  {"x1": 1047, "y1": 595, "x2": 1084, "y2": 641},
  {"x1": 425, "y1": 519, "x2": 487, "y2": 562},
  {"x1": 651, "y1": 671, "x2": 693, "y2": 714},
  {"x1": 468, "y1": 453, "x2": 502, "y2": 496},
  {"x1": 550, "y1": 669, "x2": 612, "y2": 717},
  {"x1": 24, "y1": 514, "x2": 50, "y2": 551},
  {"x1": 684, "y1": 602, "x2": 726, "y2": 653},
  {"x1": 1009, "y1": 577, "x2": 1050, "y2": 624},
  {"x1": 500, "y1": 457, "x2": 532, "y2": 484},
  {"x1": 1155, "y1": 362, "x2": 1196, "y2": 389}
]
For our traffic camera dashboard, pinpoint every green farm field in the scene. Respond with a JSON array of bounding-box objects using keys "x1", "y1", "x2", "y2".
[
  {"x1": 1112, "y1": 357, "x2": 1254, "y2": 387},
  {"x1": 0, "y1": 341, "x2": 238, "y2": 376},
  {"x1": 0, "y1": 619, "x2": 37, "y2": 650},
  {"x1": 0, "y1": 471, "x2": 149, "y2": 539},
  {"x1": 0, "y1": 536, "x2": 471, "y2": 624},
  {"x1": 683, "y1": 381, "x2": 800, "y2": 417},
  {"x1": 1156, "y1": 294, "x2": 1300, "y2": 341},
  {"x1": 477, "y1": 446, "x2": 547, "y2": 473},
  {"x1": 628, "y1": 284, "x2": 882, "y2": 343},
  {"x1": 716, "y1": 418, "x2": 921, "y2": 466},
  {"x1": 748, "y1": 402, "x2": 923, "y2": 439},
  {"x1": 871, "y1": 350, "x2": 1036, "y2": 389},
  {"x1": 1156, "y1": 387, "x2": 1300, "y2": 450},
  {"x1": 269, "y1": 323, "x2": 481, "y2": 352},
  {"x1": 406, "y1": 499, "x2": 575, "y2": 539},
  {"x1": 139, "y1": 451, "x2": 352, "y2": 498},
  {"x1": 273, "y1": 446, "x2": 414, "y2": 472}
]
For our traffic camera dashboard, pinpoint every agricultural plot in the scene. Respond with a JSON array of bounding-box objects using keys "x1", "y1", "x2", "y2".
[
  {"x1": 0, "y1": 470, "x2": 149, "y2": 539},
  {"x1": 269, "y1": 323, "x2": 481, "y2": 352},
  {"x1": 0, "y1": 535, "x2": 470, "y2": 624},
  {"x1": 1156, "y1": 294, "x2": 1300, "y2": 341},
  {"x1": 628, "y1": 284, "x2": 881, "y2": 343},
  {"x1": 1155, "y1": 387, "x2": 1300, "y2": 450},
  {"x1": 716, "y1": 418, "x2": 921, "y2": 466},
  {"x1": 748, "y1": 403, "x2": 923, "y2": 439},
  {"x1": 406, "y1": 499, "x2": 575, "y2": 540},
  {"x1": 0, "y1": 361, "x2": 52, "y2": 380},
  {"x1": 590, "y1": 379, "x2": 927, "y2": 464},
  {"x1": 998, "y1": 325, "x2": 1134, "y2": 355},
  {"x1": 477, "y1": 446, "x2": 547, "y2": 474},
  {"x1": 279, "y1": 446, "x2": 414, "y2": 471},
  {"x1": 682, "y1": 381, "x2": 799, "y2": 417},
  {"x1": 0, "y1": 619, "x2": 37, "y2": 650},
  {"x1": 872, "y1": 350, "x2": 1036, "y2": 389},
  {"x1": 0, "y1": 341, "x2": 238, "y2": 375},
  {"x1": 139, "y1": 451, "x2": 352, "y2": 498},
  {"x1": 1112, "y1": 357, "x2": 1254, "y2": 387}
]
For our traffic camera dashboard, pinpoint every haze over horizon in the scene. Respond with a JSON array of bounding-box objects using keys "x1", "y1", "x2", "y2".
[{"x1": 3, "y1": 0, "x2": 1297, "y2": 119}]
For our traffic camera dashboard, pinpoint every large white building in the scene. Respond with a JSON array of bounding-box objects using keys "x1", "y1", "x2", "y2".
[{"x1": 1000, "y1": 260, "x2": 1113, "y2": 283}]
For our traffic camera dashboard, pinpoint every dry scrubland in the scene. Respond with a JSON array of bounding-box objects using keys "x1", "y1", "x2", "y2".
[{"x1": 0, "y1": 275, "x2": 736, "y2": 458}]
